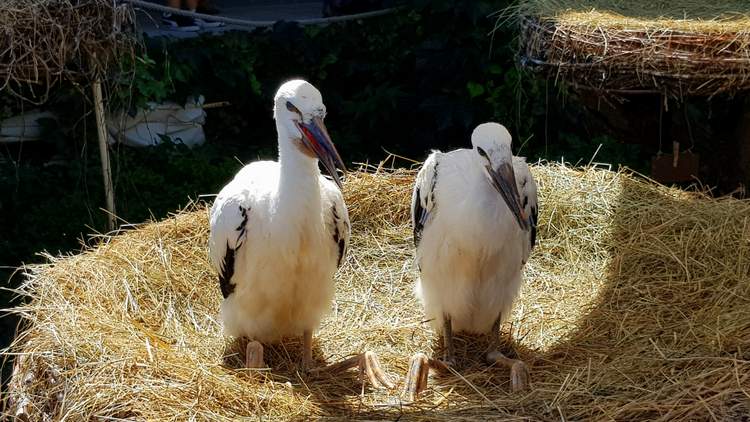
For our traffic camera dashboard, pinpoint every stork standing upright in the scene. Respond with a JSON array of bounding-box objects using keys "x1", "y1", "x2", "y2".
[
  {"x1": 404, "y1": 122, "x2": 539, "y2": 398},
  {"x1": 208, "y1": 80, "x2": 392, "y2": 387}
]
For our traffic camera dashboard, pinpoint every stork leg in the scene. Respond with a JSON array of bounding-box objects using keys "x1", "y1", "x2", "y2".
[
  {"x1": 486, "y1": 313, "x2": 529, "y2": 392},
  {"x1": 308, "y1": 351, "x2": 394, "y2": 389},
  {"x1": 302, "y1": 329, "x2": 314, "y2": 372},
  {"x1": 245, "y1": 340, "x2": 266, "y2": 368},
  {"x1": 403, "y1": 314, "x2": 456, "y2": 401},
  {"x1": 403, "y1": 353, "x2": 447, "y2": 401},
  {"x1": 442, "y1": 314, "x2": 456, "y2": 366}
]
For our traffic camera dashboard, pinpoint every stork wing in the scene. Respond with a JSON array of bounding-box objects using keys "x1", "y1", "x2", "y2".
[
  {"x1": 513, "y1": 156, "x2": 539, "y2": 263},
  {"x1": 411, "y1": 152, "x2": 440, "y2": 247},
  {"x1": 208, "y1": 192, "x2": 250, "y2": 299},
  {"x1": 321, "y1": 178, "x2": 350, "y2": 268}
]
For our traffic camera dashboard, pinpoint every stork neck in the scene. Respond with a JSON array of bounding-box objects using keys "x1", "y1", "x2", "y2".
[{"x1": 276, "y1": 125, "x2": 322, "y2": 211}]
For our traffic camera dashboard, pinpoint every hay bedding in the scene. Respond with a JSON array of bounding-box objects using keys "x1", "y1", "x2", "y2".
[
  {"x1": 4, "y1": 164, "x2": 750, "y2": 420},
  {"x1": 518, "y1": 0, "x2": 750, "y2": 98}
]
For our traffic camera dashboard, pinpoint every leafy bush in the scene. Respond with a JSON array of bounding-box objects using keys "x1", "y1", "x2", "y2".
[{"x1": 117, "y1": 1, "x2": 531, "y2": 160}]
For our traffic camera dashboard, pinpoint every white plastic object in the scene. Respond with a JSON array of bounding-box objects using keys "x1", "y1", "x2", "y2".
[{"x1": 106, "y1": 96, "x2": 207, "y2": 148}]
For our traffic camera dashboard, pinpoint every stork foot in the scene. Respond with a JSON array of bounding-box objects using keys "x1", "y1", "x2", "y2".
[
  {"x1": 309, "y1": 351, "x2": 394, "y2": 389},
  {"x1": 403, "y1": 352, "x2": 454, "y2": 401},
  {"x1": 245, "y1": 341, "x2": 265, "y2": 369},
  {"x1": 486, "y1": 350, "x2": 529, "y2": 392},
  {"x1": 403, "y1": 352, "x2": 430, "y2": 401},
  {"x1": 360, "y1": 351, "x2": 395, "y2": 389}
]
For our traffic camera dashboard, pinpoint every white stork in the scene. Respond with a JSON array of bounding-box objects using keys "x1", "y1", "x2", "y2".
[
  {"x1": 404, "y1": 122, "x2": 539, "y2": 398},
  {"x1": 208, "y1": 79, "x2": 392, "y2": 388}
]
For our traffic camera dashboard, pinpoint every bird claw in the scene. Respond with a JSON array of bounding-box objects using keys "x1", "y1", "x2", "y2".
[
  {"x1": 403, "y1": 352, "x2": 430, "y2": 401},
  {"x1": 308, "y1": 351, "x2": 394, "y2": 390},
  {"x1": 487, "y1": 350, "x2": 530, "y2": 392},
  {"x1": 359, "y1": 351, "x2": 395, "y2": 389}
]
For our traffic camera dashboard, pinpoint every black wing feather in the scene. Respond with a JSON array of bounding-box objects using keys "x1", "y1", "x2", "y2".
[
  {"x1": 219, "y1": 242, "x2": 236, "y2": 299},
  {"x1": 218, "y1": 205, "x2": 249, "y2": 299},
  {"x1": 413, "y1": 186, "x2": 426, "y2": 246},
  {"x1": 337, "y1": 238, "x2": 345, "y2": 266},
  {"x1": 331, "y1": 204, "x2": 346, "y2": 267},
  {"x1": 413, "y1": 158, "x2": 439, "y2": 247},
  {"x1": 530, "y1": 204, "x2": 538, "y2": 249}
]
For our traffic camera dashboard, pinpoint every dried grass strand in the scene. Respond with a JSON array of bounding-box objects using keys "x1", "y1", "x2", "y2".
[{"x1": 0, "y1": 0, "x2": 136, "y2": 103}]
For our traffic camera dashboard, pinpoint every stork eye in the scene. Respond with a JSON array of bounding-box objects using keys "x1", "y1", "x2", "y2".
[
  {"x1": 286, "y1": 101, "x2": 301, "y2": 114},
  {"x1": 477, "y1": 146, "x2": 489, "y2": 159}
]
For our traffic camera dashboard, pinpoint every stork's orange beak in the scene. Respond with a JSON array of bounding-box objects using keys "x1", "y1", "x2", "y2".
[
  {"x1": 296, "y1": 116, "x2": 346, "y2": 189},
  {"x1": 487, "y1": 162, "x2": 529, "y2": 231}
]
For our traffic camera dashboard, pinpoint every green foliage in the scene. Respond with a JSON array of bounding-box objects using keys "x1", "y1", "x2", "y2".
[
  {"x1": 130, "y1": 55, "x2": 173, "y2": 104},
  {"x1": 111, "y1": 142, "x2": 247, "y2": 221},
  {"x1": 467, "y1": 81, "x2": 486, "y2": 99},
  {"x1": 530, "y1": 133, "x2": 647, "y2": 170},
  {"x1": 108, "y1": 2, "x2": 538, "y2": 161},
  {"x1": 113, "y1": 0, "x2": 629, "y2": 168},
  {"x1": 113, "y1": 54, "x2": 171, "y2": 109}
]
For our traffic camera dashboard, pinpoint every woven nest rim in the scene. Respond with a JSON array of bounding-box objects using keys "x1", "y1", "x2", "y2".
[{"x1": 516, "y1": 1, "x2": 750, "y2": 98}]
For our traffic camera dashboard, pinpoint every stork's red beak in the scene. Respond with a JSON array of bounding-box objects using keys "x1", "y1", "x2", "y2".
[
  {"x1": 296, "y1": 116, "x2": 346, "y2": 189},
  {"x1": 487, "y1": 162, "x2": 529, "y2": 231}
]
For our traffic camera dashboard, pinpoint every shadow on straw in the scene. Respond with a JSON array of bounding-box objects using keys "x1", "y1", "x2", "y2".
[{"x1": 221, "y1": 335, "x2": 379, "y2": 415}]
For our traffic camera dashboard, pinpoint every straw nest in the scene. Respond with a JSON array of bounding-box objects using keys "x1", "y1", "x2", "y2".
[
  {"x1": 0, "y1": 0, "x2": 136, "y2": 102},
  {"x1": 4, "y1": 163, "x2": 750, "y2": 420},
  {"x1": 517, "y1": 0, "x2": 750, "y2": 99}
]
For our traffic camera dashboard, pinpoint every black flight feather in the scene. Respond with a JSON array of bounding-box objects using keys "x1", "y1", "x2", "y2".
[
  {"x1": 218, "y1": 205, "x2": 249, "y2": 299},
  {"x1": 219, "y1": 241, "x2": 236, "y2": 299}
]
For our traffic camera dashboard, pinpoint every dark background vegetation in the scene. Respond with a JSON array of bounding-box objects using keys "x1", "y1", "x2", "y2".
[{"x1": 1, "y1": 0, "x2": 746, "y2": 384}]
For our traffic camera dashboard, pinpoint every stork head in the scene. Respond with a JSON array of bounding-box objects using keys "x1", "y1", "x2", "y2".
[
  {"x1": 273, "y1": 79, "x2": 346, "y2": 189},
  {"x1": 471, "y1": 122, "x2": 529, "y2": 231}
]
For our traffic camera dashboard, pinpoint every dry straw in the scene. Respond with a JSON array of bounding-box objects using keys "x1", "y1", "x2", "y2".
[
  {"x1": 0, "y1": 0, "x2": 136, "y2": 102},
  {"x1": 4, "y1": 163, "x2": 750, "y2": 420},
  {"x1": 517, "y1": 0, "x2": 750, "y2": 98}
]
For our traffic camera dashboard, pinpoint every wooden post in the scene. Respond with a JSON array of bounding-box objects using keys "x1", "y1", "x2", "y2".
[{"x1": 92, "y1": 79, "x2": 116, "y2": 231}]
